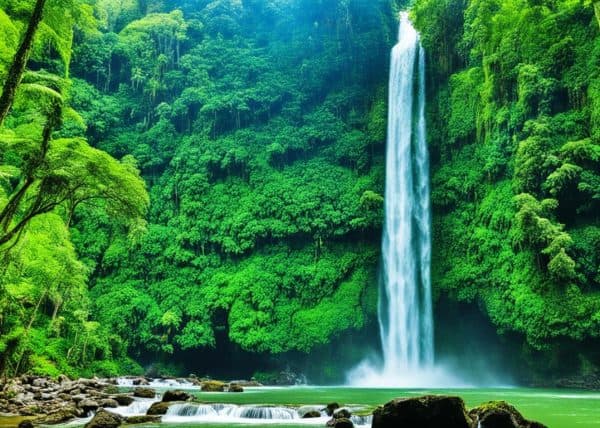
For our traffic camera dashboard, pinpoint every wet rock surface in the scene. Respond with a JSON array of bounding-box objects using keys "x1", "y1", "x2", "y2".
[
  {"x1": 0, "y1": 376, "x2": 134, "y2": 421},
  {"x1": 372, "y1": 395, "x2": 472, "y2": 428},
  {"x1": 132, "y1": 387, "x2": 156, "y2": 398},
  {"x1": 161, "y1": 389, "x2": 190, "y2": 402},
  {"x1": 228, "y1": 383, "x2": 244, "y2": 392},
  {"x1": 84, "y1": 408, "x2": 123, "y2": 428},
  {"x1": 200, "y1": 380, "x2": 226, "y2": 392},
  {"x1": 333, "y1": 418, "x2": 354, "y2": 428},
  {"x1": 469, "y1": 401, "x2": 548, "y2": 428},
  {"x1": 125, "y1": 414, "x2": 162, "y2": 424},
  {"x1": 146, "y1": 401, "x2": 173, "y2": 415}
]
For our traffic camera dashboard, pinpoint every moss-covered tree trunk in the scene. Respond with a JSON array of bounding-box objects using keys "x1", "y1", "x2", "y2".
[
  {"x1": 0, "y1": 0, "x2": 47, "y2": 128},
  {"x1": 595, "y1": 2, "x2": 600, "y2": 29}
]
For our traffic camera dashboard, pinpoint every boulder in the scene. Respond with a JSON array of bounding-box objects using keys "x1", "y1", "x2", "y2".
[
  {"x1": 19, "y1": 405, "x2": 41, "y2": 416},
  {"x1": 84, "y1": 408, "x2": 123, "y2": 428},
  {"x1": 302, "y1": 410, "x2": 321, "y2": 418},
  {"x1": 79, "y1": 398, "x2": 100, "y2": 413},
  {"x1": 228, "y1": 384, "x2": 244, "y2": 393},
  {"x1": 112, "y1": 395, "x2": 134, "y2": 406},
  {"x1": 201, "y1": 381, "x2": 225, "y2": 392},
  {"x1": 469, "y1": 401, "x2": 548, "y2": 428},
  {"x1": 132, "y1": 378, "x2": 149, "y2": 386},
  {"x1": 334, "y1": 418, "x2": 354, "y2": 428},
  {"x1": 32, "y1": 378, "x2": 48, "y2": 388},
  {"x1": 372, "y1": 395, "x2": 472, "y2": 428},
  {"x1": 133, "y1": 387, "x2": 156, "y2": 398},
  {"x1": 58, "y1": 393, "x2": 72, "y2": 401},
  {"x1": 146, "y1": 401, "x2": 172, "y2": 415},
  {"x1": 326, "y1": 402, "x2": 340, "y2": 416},
  {"x1": 333, "y1": 408, "x2": 352, "y2": 419},
  {"x1": 161, "y1": 390, "x2": 190, "y2": 402},
  {"x1": 100, "y1": 398, "x2": 119, "y2": 408},
  {"x1": 35, "y1": 405, "x2": 80, "y2": 424},
  {"x1": 125, "y1": 415, "x2": 162, "y2": 424}
]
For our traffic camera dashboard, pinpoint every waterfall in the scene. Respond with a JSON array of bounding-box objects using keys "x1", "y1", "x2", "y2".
[
  {"x1": 379, "y1": 11, "x2": 433, "y2": 375},
  {"x1": 162, "y1": 403, "x2": 372, "y2": 426},
  {"x1": 348, "y1": 12, "x2": 437, "y2": 387}
]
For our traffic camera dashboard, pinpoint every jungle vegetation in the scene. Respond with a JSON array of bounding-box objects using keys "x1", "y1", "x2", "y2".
[{"x1": 0, "y1": 0, "x2": 598, "y2": 382}]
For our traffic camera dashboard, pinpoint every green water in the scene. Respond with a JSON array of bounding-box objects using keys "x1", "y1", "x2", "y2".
[
  {"x1": 8, "y1": 386, "x2": 600, "y2": 428},
  {"x1": 185, "y1": 386, "x2": 599, "y2": 428}
]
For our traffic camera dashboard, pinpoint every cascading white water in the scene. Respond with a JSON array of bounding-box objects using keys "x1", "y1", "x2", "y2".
[
  {"x1": 162, "y1": 403, "x2": 371, "y2": 426},
  {"x1": 349, "y1": 12, "x2": 439, "y2": 387},
  {"x1": 379, "y1": 11, "x2": 433, "y2": 374}
]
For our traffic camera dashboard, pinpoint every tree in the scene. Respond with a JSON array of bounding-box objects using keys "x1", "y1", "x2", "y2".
[{"x1": 0, "y1": 0, "x2": 48, "y2": 128}]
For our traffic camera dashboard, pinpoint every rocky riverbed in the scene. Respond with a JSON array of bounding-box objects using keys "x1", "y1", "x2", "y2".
[
  {"x1": 0, "y1": 376, "x2": 550, "y2": 428},
  {"x1": 0, "y1": 375, "x2": 256, "y2": 426}
]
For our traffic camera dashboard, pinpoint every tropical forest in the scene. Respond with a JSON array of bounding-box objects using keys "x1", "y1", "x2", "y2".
[{"x1": 0, "y1": 0, "x2": 599, "y2": 427}]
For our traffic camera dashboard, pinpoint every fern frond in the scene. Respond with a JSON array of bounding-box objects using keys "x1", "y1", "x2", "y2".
[{"x1": 18, "y1": 83, "x2": 64, "y2": 103}]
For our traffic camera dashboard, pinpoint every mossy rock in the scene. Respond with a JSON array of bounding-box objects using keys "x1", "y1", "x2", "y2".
[
  {"x1": 133, "y1": 387, "x2": 156, "y2": 398},
  {"x1": 146, "y1": 401, "x2": 172, "y2": 415},
  {"x1": 469, "y1": 401, "x2": 548, "y2": 428},
  {"x1": 125, "y1": 415, "x2": 162, "y2": 424},
  {"x1": 201, "y1": 380, "x2": 226, "y2": 392},
  {"x1": 228, "y1": 384, "x2": 244, "y2": 392},
  {"x1": 161, "y1": 390, "x2": 190, "y2": 402},
  {"x1": 372, "y1": 395, "x2": 471, "y2": 428},
  {"x1": 326, "y1": 402, "x2": 340, "y2": 416},
  {"x1": 35, "y1": 405, "x2": 79, "y2": 424},
  {"x1": 113, "y1": 395, "x2": 134, "y2": 406},
  {"x1": 103, "y1": 385, "x2": 120, "y2": 395},
  {"x1": 85, "y1": 409, "x2": 123, "y2": 428}
]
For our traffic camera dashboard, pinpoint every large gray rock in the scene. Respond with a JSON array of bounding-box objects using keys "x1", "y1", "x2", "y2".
[{"x1": 372, "y1": 395, "x2": 472, "y2": 428}]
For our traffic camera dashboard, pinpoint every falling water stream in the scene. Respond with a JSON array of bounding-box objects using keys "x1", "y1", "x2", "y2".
[
  {"x1": 379, "y1": 11, "x2": 432, "y2": 374},
  {"x1": 349, "y1": 12, "x2": 438, "y2": 386}
]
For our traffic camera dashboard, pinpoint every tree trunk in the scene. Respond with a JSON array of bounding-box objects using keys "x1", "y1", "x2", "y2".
[
  {"x1": 0, "y1": 0, "x2": 48, "y2": 128},
  {"x1": 595, "y1": 2, "x2": 600, "y2": 29}
]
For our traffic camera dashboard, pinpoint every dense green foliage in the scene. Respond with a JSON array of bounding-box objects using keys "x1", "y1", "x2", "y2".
[
  {"x1": 71, "y1": 0, "x2": 395, "y2": 363},
  {"x1": 2, "y1": 0, "x2": 396, "y2": 377},
  {"x1": 412, "y1": 0, "x2": 600, "y2": 376},
  {"x1": 0, "y1": 0, "x2": 148, "y2": 377}
]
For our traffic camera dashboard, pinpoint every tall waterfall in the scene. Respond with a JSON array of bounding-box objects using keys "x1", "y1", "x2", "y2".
[
  {"x1": 380, "y1": 11, "x2": 433, "y2": 374},
  {"x1": 349, "y1": 12, "x2": 435, "y2": 386}
]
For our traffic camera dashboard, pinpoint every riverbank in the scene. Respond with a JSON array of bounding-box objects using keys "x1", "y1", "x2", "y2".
[
  {"x1": 0, "y1": 376, "x2": 257, "y2": 425},
  {"x1": 1, "y1": 378, "x2": 599, "y2": 427}
]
